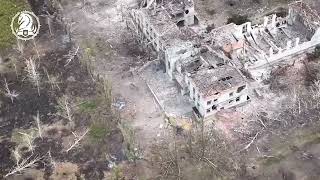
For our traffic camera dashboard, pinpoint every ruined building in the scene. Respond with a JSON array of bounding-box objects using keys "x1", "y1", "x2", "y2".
[{"x1": 129, "y1": 0, "x2": 320, "y2": 118}]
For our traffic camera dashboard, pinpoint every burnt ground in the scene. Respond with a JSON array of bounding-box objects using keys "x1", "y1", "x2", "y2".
[
  {"x1": 1, "y1": 0, "x2": 320, "y2": 179},
  {"x1": 0, "y1": 0, "x2": 125, "y2": 179}
]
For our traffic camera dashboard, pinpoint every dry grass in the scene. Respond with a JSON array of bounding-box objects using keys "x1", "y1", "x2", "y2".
[{"x1": 50, "y1": 162, "x2": 79, "y2": 180}]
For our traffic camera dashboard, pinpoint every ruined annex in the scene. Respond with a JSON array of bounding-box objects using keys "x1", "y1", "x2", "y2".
[{"x1": 128, "y1": 0, "x2": 320, "y2": 118}]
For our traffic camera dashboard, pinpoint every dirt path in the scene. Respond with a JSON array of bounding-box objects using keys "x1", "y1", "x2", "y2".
[{"x1": 62, "y1": 0, "x2": 165, "y2": 153}]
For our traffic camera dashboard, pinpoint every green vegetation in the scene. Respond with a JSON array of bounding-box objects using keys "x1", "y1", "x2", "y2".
[
  {"x1": 79, "y1": 100, "x2": 98, "y2": 112},
  {"x1": 89, "y1": 123, "x2": 110, "y2": 142},
  {"x1": 119, "y1": 122, "x2": 141, "y2": 163},
  {"x1": 0, "y1": 0, "x2": 29, "y2": 49},
  {"x1": 97, "y1": 77, "x2": 112, "y2": 111},
  {"x1": 261, "y1": 154, "x2": 286, "y2": 166},
  {"x1": 111, "y1": 166, "x2": 124, "y2": 180}
]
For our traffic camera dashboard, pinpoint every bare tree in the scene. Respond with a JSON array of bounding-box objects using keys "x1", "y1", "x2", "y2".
[
  {"x1": 64, "y1": 46, "x2": 79, "y2": 66},
  {"x1": 34, "y1": 111, "x2": 42, "y2": 139},
  {"x1": 16, "y1": 39, "x2": 24, "y2": 54},
  {"x1": 32, "y1": 40, "x2": 40, "y2": 60},
  {"x1": 57, "y1": 95, "x2": 73, "y2": 122},
  {"x1": 47, "y1": 150, "x2": 56, "y2": 168},
  {"x1": 13, "y1": 62, "x2": 19, "y2": 78},
  {"x1": 5, "y1": 152, "x2": 42, "y2": 177},
  {"x1": 18, "y1": 132, "x2": 36, "y2": 152},
  {"x1": 239, "y1": 132, "x2": 260, "y2": 152},
  {"x1": 43, "y1": 67, "x2": 61, "y2": 90},
  {"x1": 311, "y1": 80, "x2": 320, "y2": 100},
  {"x1": 66, "y1": 128, "x2": 89, "y2": 152},
  {"x1": 3, "y1": 79, "x2": 19, "y2": 103},
  {"x1": 13, "y1": 148, "x2": 21, "y2": 166},
  {"x1": 25, "y1": 58, "x2": 40, "y2": 95},
  {"x1": 40, "y1": 12, "x2": 55, "y2": 36}
]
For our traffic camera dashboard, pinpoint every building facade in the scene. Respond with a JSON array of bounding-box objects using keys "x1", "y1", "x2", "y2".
[{"x1": 128, "y1": 1, "x2": 320, "y2": 118}]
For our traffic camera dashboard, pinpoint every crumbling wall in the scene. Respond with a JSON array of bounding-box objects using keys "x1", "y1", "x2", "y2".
[
  {"x1": 199, "y1": 84, "x2": 249, "y2": 118},
  {"x1": 165, "y1": 42, "x2": 195, "y2": 79},
  {"x1": 183, "y1": 0, "x2": 195, "y2": 26},
  {"x1": 130, "y1": 10, "x2": 163, "y2": 52}
]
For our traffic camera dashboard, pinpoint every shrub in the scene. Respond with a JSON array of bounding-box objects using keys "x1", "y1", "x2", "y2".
[
  {"x1": 79, "y1": 100, "x2": 97, "y2": 112},
  {"x1": 111, "y1": 166, "x2": 124, "y2": 180},
  {"x1": 307, "y1": 45, "x2": 320, "y2": 62},
  {"x1": 89, "y1": 124, "x2": 109, "y2": 142},
  {"x1": 227, "y1": 14, "x2": 250, "y2": 25},
  {"x1": 314, "y1": 45, "x2": 320, "y2": 58}
]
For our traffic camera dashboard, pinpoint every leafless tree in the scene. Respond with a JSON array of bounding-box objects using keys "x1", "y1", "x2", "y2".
[
  {"x1": 311, "y1": 80, "x2": 320, "y2": 100},
  {"x1": 33, "y1": 40, "x2": 41, "y2": 60},
  {"x1": 34, "y1": 111, "x2": 42, "y2": 139},
  {"x1": 150, "y1": 121, "x2": 241, "y2": 179},
  {"x1": 43, "y1": 67, "x2": 61, "y2": 90},
  {"x1": 57, "y1": 95, "x2": 73, "y2": 122},
  {"x1": 239, "y1": 132, "x2": 260, "y2": 152},
  {"x1": 64, "y1": 46, "x2": 79, "y2": 66},
  {"x1": 18, "y1": 132, "x2": 36, "y2": 152},
  {"x1": 47, "y1": 15, "x2": 54, "y2": 36},
  {"x1": 47, "y1": 150, "x2": 56, "y2": 168},
  {"x1": 13, "y1": 148, "x2": 21, "y2": 166},
  {"x1": 25, "y1": 58, "x2": 40, "y2": 95},
  {"x1": 3, "y1": 79, "x2": 19, "y2": 103},
  {"x1": 5, "y1": 151, "x2": 42, "y2": 178},
  {"x1": 13, "y1": 62, "x2": 19, "y2": 78},
  {"x1": 16, "y1": 39, "x2": 24, "y2": 54},
  {"x1": 66, "y1": 128, "x2": 90, "y2": 152},
  {"x1": 40, "y1": 12, "x2": 55, "y2": 36}
]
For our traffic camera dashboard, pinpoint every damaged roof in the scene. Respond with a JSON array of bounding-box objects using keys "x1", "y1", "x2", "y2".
[
  {"x1": 136, "y1": 4, "x2": 196, "y2": 48},
  {"x1": 208, "y1": 23, "x2": 239, "y2": 47},
  {"x1": 189, "y1": 65, "x2": 246, "y2": 98}
]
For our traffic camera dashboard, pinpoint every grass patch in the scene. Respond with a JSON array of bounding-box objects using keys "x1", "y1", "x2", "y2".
[
  {"x1": 79, "y1": 100, "x2": 98, "y2": 112},
  {"x1": 260, "y1": 154, "x2": 286, "y2": 166},
  {"x1": 0, "y1": 0, "x2": 29, "y2": 49},
  {"x1": 259, "y1": 131, "x2": 320, "y2": 166},
  {"x1": 111, "y1": 166, "x2": 124, "y2": 180},
  {"x1": 89, "y1": 124, "x2": 109, "y2": 142}
]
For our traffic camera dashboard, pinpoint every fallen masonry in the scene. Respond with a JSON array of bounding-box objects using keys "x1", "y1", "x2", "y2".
[{"x1": 127, "y1": 0, "x2": 320, "y2": 119}]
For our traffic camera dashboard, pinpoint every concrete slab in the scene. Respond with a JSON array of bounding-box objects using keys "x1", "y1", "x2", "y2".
[{"x1": 141, "y1": 62, "x2": 193, "y2": 117}]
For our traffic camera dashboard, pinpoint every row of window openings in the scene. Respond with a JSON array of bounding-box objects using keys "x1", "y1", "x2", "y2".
[
  {"x1": 135, "y1": 16, "x2": 163, "y2": 45},
  {"x1": 206, "y1": 85, "x2": 246, "y2": 105},
  {"x1": 206, "y1": 97, "x2": 241, "y2": 113},
  {"x1": 207, "y1": 96, "x2": 240, "y2": 106},
  {"x1": 144, "y1": 23, "x2": 157, "y2": 38},
  {"x1": 144, "y1": 27, "x2": 162, "y2": 49},
  {"x1": 192, "y1": 87, "x2": 201, "y2": 103},
  {"x1": 135, "y1": 17, "x2": 162, "y2": 49},
  {"x1": 191, "y1": 85, "x2": 245, "y2": 106}
]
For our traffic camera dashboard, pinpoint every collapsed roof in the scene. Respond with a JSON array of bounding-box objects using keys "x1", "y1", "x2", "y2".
[{"x1": 189, "y1": 65, "x2": 246, "y2": 98}]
